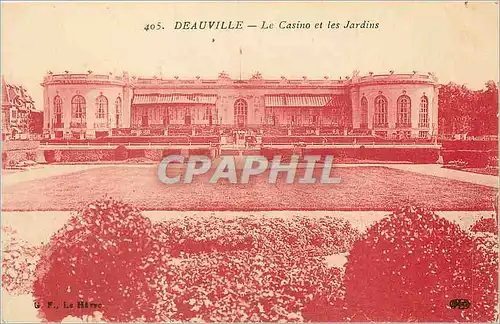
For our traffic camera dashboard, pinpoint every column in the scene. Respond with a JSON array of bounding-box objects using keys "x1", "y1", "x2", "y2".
[{"x1": 63, "y1": 94, "x2": 72, "y2": 139}]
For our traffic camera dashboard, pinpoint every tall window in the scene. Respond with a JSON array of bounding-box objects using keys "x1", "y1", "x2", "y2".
[
  {"x1": 419, "y1": 96, "x2": 429, "y2": 127},
  {"x1": 234, "y1": 99, "x2": 248, "y2": 126},
  {"x1": 95, "y1": 95, "x2": 108, "y2": 119},
  {"x1": 360, "y1": 97, "x2": 368, "y2": 127},
  {"x1": 71, "y1": 95, "x2": 86, "y2": 119},
  {"x1": 54, "y1": 95, "x2": 63, "y2": 124},
  {"x1": 374, "y1": 95, "x2": 388, "y2": 127},
  {"x1": 115, "y1": 97, "x2": 122, "y2": 127},
  {"x1": 203, "y1": 106, "x2": 212, "y2": 120},
  {"x1": 397, "y1": 95, "x2": 411, "y2": 126}
]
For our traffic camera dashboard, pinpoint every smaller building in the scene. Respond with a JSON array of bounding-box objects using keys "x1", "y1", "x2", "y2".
[{"x1": 2, "y1": 75, "x2": 43, "y2": 140}]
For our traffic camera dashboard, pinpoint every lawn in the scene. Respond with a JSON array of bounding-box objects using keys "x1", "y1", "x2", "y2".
[{"x1": 1, "y1": 165, "x2": 496, "y2": 211}]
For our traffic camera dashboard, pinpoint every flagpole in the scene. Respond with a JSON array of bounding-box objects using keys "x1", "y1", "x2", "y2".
[{"x1": 239, "y1": 46, "x2": 242, "y2": 80}]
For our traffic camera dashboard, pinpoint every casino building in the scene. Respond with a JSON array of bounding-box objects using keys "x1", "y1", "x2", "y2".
[{"x1": 41, "y1": 70, "x2": 439, "y2": 139}]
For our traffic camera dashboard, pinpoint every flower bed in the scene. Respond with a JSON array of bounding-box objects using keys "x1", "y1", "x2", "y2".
[
  {"x1": 28, "y1": 198, "x2": 360, "y2": 322},
  {"x1": 4, "y1": 201, "x2": 498, "y2": 322},
  {"x1": 44, "y1": 150, "x2": 115, "y2": 163}
]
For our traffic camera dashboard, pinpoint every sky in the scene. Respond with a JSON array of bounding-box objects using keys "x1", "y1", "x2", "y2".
[{"x1": 1, "y1": 1, "x2": 499, "y2": 109}]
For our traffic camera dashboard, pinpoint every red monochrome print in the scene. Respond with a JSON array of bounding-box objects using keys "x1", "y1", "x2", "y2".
[{"x1": 1, "y1": 2, "x2": 499, "y2": 323}]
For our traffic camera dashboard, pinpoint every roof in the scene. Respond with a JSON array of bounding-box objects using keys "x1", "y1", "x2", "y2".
[
  {"x1": 2, "y1": 75, "x2": 12, "y2": 107},
  {"x1": 1, "y1": 76, "x2": 35, "y2": 109}
]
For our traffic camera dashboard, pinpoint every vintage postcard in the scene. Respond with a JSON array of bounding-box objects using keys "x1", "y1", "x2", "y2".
[{"x1": 1, "y1": 1, "x2": 499, "y2": 323}]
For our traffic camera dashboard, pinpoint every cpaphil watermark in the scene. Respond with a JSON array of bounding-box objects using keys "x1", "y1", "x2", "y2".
[{"x1": 157, "y1": 155, "x2": 341, "y2": 184}]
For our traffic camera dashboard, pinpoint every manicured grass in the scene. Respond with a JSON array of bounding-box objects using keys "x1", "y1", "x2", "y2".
[{"x1": 2, "y1": 166, "x2": 496, "y2": 211}]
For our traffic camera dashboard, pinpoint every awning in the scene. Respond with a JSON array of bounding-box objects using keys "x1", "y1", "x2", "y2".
[
  {"x1": 265, "y1": 95, "x2": 349, "y2": 109},
  {"x1": 133, "y1": 94, "x2": 217, "y2": 105}
]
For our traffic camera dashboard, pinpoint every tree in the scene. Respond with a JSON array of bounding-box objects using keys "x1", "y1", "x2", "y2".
[
  {"x1": 439, "y1": 81, "x2": 498, "y2": 136},
  {"x1": 28, "y1": 111, "x2": 44, "y2": 136}
]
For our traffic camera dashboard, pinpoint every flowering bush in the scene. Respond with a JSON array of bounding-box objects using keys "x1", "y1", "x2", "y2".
[
  {"x1": 2, "y1": 226, "x2": 41, "y2": 295},
  {"x1": 470, "y1": 216, "x2": 498, "y2": 234},
  {"x1": 147, "y1": 216, "x2": 359, "y2": 322},
  {"x1": 32, "y1": 198, "x2": 155, "y2": 322},
  {"x1": 149, "y1": 250, "x2": 344, "y2": 322},
  {"x1": 31, "y1": 209, "x2": 359, "y2": 322},
  {"x1": 341, "y1": 206, "x2": 498, "y2": 322},
  {"x1": 153, "y1": 216, "x2": 358, "y2": 257}
]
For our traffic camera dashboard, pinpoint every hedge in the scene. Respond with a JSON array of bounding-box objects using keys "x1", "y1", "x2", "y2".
[
  {"x1": 144, "y1": 149, "x2": 163, "y2": 161},
  {"x1": 42, "y1": 149, "x2": 177, "y2": 163},
  {"x1": 261, "y1": 147, "x2": 440, "y2": 163},
  {"x1": 44, "y1": 150, "x2": 114, "y2": 163},
  {"x1": 3, "y1": 149, "x2": 43, "y2": 167},
  {"x1": 442, "y1": 150, "x2": 494, "y2": 168},
  {"x1": 3, "y1": 140, "x2": 40, "y2": 151},
  {"x1": 41, "y1": 136, "x2": 218, "y2": 145}
]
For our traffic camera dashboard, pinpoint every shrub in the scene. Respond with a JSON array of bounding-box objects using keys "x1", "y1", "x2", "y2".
[
  {"x1": 2, "y1": 152, "x2": 7, "y2": 168},
  {"x1": 152, "y1": 216, "x2": 359, "y2": 257},
  {"x1": 470, "y1": 216, "x2": 498, "y2": 234},
  {"x1": 150, "y1": 250, "x2": 342, "y2": 322},
  {"x1": 2, "y1": 226, "x2": 41, "y2": 295},
  {"x1": 187, "y1": 148, "x2": 211, "y2": 156},
  {"x1": 114, "y1": 145, "x2": 128, "y2": 161},
  {"x1": 3, "y1": 140, "x2": 40, "y2": 151},
  {"x1": 147, "y1": 216, "x2": 358, "y2": 322},
  {"x1": 127, "y1": 149, "x2": 145, "y2": 159},
  {"x1": 44, "y1": 150, "x2": 55, "y2": 163},
  {"x1": 44, "y1": 150, "x2": 64, "y2": 163},
  {"x1": 25, "y1": 151, "x2": 37, "y2": 161},
  {"x1": 144, "y1": 149, "x2": 163, "y2": 161},
  {"x1": 54, "y1": 150, "x2": 62, "y2": 162},
  {"x1": 342, "y1": 206, "x2": 498, "y2": 322},
  {"x1": 32, "y1": 198, "x2": 155, "y2": 322},
  {"x1": 58, "y1": 150, "x2": 114, "y2": 162}
]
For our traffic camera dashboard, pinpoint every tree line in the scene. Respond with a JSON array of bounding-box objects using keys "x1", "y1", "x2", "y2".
[{"x1": 439, "y1": 81, "x2": 498, "y2": 136}]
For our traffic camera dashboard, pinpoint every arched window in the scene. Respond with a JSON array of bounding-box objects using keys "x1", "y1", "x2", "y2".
[
  {"x1": 53, "y1": 95, "x2": 63, "y2": 124},
  {"x1": 419, "y1": 96, "x2": 429, "y2": 127},
  {"x1": 71, "y1": 95, "x2": 86, "y2": 119},
  {"x1": 360, "y1": 97, "x2": 368, "y2": 127},
  {"x1": 95, "y1": 95, "x2": 108, "y2": 119},
  {"x1": 115, "y1": 97, "x2": 122, "y2": 127},
  {"x1": 234, "y1": 99, "x2": 248, "y2": 126},
  {"x1": 374, "y1": 95, "x2": 388, "y2": 127},
  {"x1": 397, "y1": 95, "x2": 411, "y2": 126}
]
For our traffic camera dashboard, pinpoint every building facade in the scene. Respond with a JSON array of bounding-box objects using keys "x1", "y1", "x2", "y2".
[
  {"x1": 2, "y1": 75, "x2": 42, "y2": 140},
  {"x1": 41, "y1": 70, "x2": 439, "y2": 139}
]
